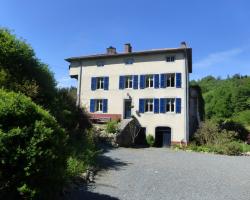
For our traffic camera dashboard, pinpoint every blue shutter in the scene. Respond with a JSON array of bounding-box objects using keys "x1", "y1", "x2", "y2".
[
  {"x1": 119, "y1": 76, "x2": 125, "y2": 89},
  {"x1": 154, "y1": 98, "x2": 159, "y2": 113},
  {"x1": 90, "y1": 99, "x2": 95, "y2": 112},
  {"x1": 160, "y1": 74, "x2": 166, "y2": 88},
  {"x1": 176, "y1": 73, "x2": 181, "y2": 88},
  {"x1": 139, "y1": 99, "x2": 145, "y2": 113},
  {"x1": 103, "y1": 99, "x2": 108, "y2": 113},
  {"x1": 140, "y1": 75, "x2": 145, "y2": 89},
  {"x1": 154, "y1": 74, "x2": 159, "y2": 88},
  {"x1": 91, "y1": 77, "x2": 97, "y2": 90},
  {"x1": 160, "y1": 98, "x2": 166, "y2": 113},
  {"x1": 133, "y1": 75, "x2": 138, "y2": 89},
  {"x1": 104, "y1": 77, "x2": 109, "y2": 90},
  {"x1": 176, "y1": 98, "x2": 181, "y2": 113}
]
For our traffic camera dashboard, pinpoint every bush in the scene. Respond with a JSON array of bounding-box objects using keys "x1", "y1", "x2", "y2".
[
  {"x1": 106, "y1": 121, "x2": 118, "y2": 133},
  {"x1": 66, "y1": 129, "x2": 98, "y2": 178},
  {"x1": 0, "y1": 89, "x2": 67, "y2": 199},
  {"x1": 146, "y1": 135, "x2": 155, "y2": 147}
]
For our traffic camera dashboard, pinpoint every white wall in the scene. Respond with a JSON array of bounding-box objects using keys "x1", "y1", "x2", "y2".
[{"x1": 69, "y1": 52, "x2": 188, "y2": 143}]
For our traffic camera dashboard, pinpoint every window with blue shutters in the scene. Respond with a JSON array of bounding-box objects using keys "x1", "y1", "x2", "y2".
[
  {"x1": 166, "y1": 73, "x2": 175, "y2": 87},
  {"x1": 166, "y1": 98, "x2": 175, "y2": 113},
  {"x1": 154, "y1": 98, "x2": 159, "y2": 113},
  {"x1": 90, "y1": 99, "x2": 108, "y2": 113},
  {"x1": 160, "y1": 98, "x2": 166, "y2": 113},
  {"x1": 176, "y1": 98, "x2": 181, "y2": 113},
  {"x1": 91, "y1": 77, "x2": 97, "y2": 90},
  {"x1": 139, "y1": 99, "x2": 145, "y2": 113},
  {"x1": 103, "y1": 99, "x2": 108, "y2": 113},
  {"x1": 176, "y1": 73, "x2": 181, "y2": 88},
  {"x1": 140, "y1": 75, "x2": 145, "y2": 89},
  {"x1": 133, "y1": 75, "x2": 138, "y2": 89},
  {"x1": 154, "y1": 74, "x2": 159, "y2": 88},
  {"x1": 104, "y1": 77, "x2": 109, "y2": 90},
  {"x1": 90, "y1": 99, "x2": 95, "y2": 112},
  {"x1": 160, "y1": 74, "x2": 166, "y2": 88},
  {"x1": 119, "y1": 76, "x2": 125, "y2": 89}
]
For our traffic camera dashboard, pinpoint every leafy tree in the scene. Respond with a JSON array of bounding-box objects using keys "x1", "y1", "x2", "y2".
[{"x1": 0, "y1": 28, "x2": 56, "y2": 108}]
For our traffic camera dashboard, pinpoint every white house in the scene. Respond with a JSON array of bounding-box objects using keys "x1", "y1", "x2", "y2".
[{"x1": 66, "y1": 42, "x2": 192, "y2": 146}]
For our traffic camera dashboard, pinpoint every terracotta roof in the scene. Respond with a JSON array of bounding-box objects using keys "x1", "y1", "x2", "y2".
[{"x1": 65, "y1": 47, "x2": 192, "y2": 72}]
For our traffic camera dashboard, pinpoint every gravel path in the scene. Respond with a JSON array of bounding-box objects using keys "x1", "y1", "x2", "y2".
[{"x1": 69, "y1": 147, "x2": 250, "y2": 200}]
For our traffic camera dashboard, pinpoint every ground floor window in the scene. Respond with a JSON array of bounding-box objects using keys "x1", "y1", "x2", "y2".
[{"x1": 95, "y1": 99, "x2": 103, "y2": 112}]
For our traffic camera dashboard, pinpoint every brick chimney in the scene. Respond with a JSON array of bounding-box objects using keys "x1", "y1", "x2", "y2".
[
  {"x1": 107, "y1": 46, "x2": 117, "y2": 55},
  {"x1": 124, "y1": 43, "x2": 132, "y2": 53}
]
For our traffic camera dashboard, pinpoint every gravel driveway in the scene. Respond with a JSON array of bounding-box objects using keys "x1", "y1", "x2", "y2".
[{"x1": 69, "y1": 147, "x2": 250, "y2": 200}]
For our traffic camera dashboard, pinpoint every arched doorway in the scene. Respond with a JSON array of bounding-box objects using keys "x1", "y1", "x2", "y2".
[{"x1": 155, "y1": 127, "x2": 171, "y2": 147}]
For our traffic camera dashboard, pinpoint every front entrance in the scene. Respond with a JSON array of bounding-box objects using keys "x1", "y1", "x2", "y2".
[
  {"x1": 124, "y1": 99, "x2": 132, "y2": 119},
  {"x1": 155, "y1": 127, "x2": 171, "y2": 147}
]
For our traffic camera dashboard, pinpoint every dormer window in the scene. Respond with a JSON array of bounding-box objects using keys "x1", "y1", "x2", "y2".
[
  {"x1": 166, "y1": 56, "x2": 175, "y2": 62},
  {"x1": 124, "y1": 58, "x2": 134, "y2": 65},
  {"x1": 97, "y1": 61, "x2": 105, "y2": 67}
]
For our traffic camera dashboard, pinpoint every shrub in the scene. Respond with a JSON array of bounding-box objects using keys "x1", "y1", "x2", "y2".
[
  {"x1": 66, "y1": 129, "x2": 98, "y2": 178},
  {"x1": 212, "y1": 141, "x2": 242, "y2": 155},
  {"x1": 146, "y1": 135, "x2": 155, "y2": 147},
  {"x1": 106, "y1": 121, "x2": 118, "y2": 133},
  {"x1": 0, "y1": 89, "x2": 67, "y2": 199},
  {"x1": 194, "y1": 120, "x2": 221, "y2": 145}
]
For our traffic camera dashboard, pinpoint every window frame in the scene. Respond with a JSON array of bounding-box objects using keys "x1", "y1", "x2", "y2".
[
  {"x1": 95, "y1": 99, "x2": 103, "y2": 112},
  {"x1": 166, "y1": 56, "x2": 175, "y2": 62},
  {"x1": 166, "y1": 98, "x2": 175, "y2": 113},
  {"x1": 166, "y1": 73, "x2": 176, "y2": 87},
  {"x1": 97, "y1": 77, "x2": 104, "y2": 89},
  {"x1": 125, "y1": 75, "x2": 133, "y2": 89},
  {"x1": 96, "y1": 61, "x2": 105, "y2": 67},
  {"x1": 124, "y1": 58, "x2": 134, "y2": 65},
  {"x1": 144, "y1": 99, "x2": 154, "y2": 113},
  {"x1": 145, "y1": 75, "x2": 154, "y2": 88}
]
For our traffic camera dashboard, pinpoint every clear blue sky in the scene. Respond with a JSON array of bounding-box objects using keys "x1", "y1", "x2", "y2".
[{"x1": 1, "y1": 0, "x2": 250, "y2": 87}]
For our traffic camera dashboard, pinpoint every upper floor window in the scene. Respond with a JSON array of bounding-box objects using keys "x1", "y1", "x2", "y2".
[
  {"x1": 166, "y1": 98, "x2": 175, "y2": 113},
  {"x1": 125, "y1": 76, "x2": 133, "y2": 88},
  {"x1": 166, "y1": 73, "x2": 175, "y2": 87},
  {"x1": 97, "y1": 77, "x2": 104, "y2": 89},
  {"x1": 95, "y1": 99, "x2": 103, "y2": 112},
  {"x1": 124, "y1": 58, "x2": 134, "y2": 65},
  {"x1": 145, "y1": 99, "x2": 154, "y2": 112},
  {"x1": 145, "y1": 75, "x2": 154, "y2": 88},
  {"x1": 166, "y1": 56, "x2": 175, "y2": 62},
  {"x1": 96, "y1": 61, "x2": 105, "y2": 67}
]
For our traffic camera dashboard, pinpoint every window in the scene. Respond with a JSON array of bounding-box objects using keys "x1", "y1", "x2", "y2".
[
  {"x1": 145, "y1": 75, "x2": 154, "y2": 88},
  {"x1": 124, "y1": 76, "x2": 133, "y2": 88},
  {"x1": 166, "y1": 73, "x2": 175, "y2": 87},
  {"x1": 166, "y1": 98, "x2": 175, "y2": 113},
  {"x1": 145, "y1": 99, "x2": 154, "y2": 112},
  {"x1": 96, "y1": 61, "x2": 105, "y2": 67},
  {"x1": 124, "y1": 58, "x2": 134, "y2": 65},
  {"x1": 97, "y1": 77, "x2": 104, "y2": 89},
  {"x1": 95, "y1": 99, "x2": 103, "y2": 112},
  {"x1": 166, "y1": 56, "x2": 175, "y2": 62}
]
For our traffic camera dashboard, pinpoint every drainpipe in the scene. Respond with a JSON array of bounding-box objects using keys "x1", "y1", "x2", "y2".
[
  {"x1": 184, "y1": 46, "x2": 189, "y2": 144},
  {"x1": 77, "y1": 60, "x2": 83, "y2": 108}
]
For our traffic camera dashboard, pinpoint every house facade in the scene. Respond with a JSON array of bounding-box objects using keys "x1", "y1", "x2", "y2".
[{"x1": 66, "y1": 43, "x2": 192, "y2": 146}]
